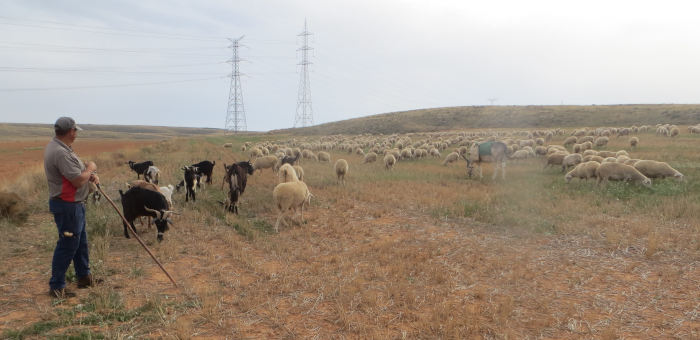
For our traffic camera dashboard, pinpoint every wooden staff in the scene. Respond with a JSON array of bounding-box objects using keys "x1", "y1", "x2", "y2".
[{"x1": 95, "y1": 184, "x2": 178, "y2": 288}]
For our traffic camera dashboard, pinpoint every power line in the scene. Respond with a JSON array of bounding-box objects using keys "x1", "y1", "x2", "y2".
[
  {"x1": 0, "y1": 16, "x2": 224, "y2": 42},
  {"x1": 0, "y1": 76, "x2": 226, "y2": 92}
]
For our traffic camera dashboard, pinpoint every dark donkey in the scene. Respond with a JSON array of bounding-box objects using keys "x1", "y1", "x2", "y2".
[
  {"x1": 462, "y1": 141, "x2": 508, "y2": 180},
  {"x1": 221, "y1": 161, "x2": 255, "y2": 214}
]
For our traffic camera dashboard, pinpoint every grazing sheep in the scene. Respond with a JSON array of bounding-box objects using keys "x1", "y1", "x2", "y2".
[
  {"x1": 293, "y1": 165, "x2": 305, "y2": 182},
  {"x1": 583, "y1": 155, "x2": 604, "y2": 163},
  {"x1": 278, "y1": 163, "x2": 297, "y2": 183},
  {"x1": 624, "y1": 159, "x2": 641, "y2": 166},
  {"x1": 565, "y1": 161, "x2": 600, "y2": 183},
  {"x1": 272, "y1": 166, "x2": 312, "y2": 232},
  {"x1": 253, "y1": 155, "x2": 279, "y2": 174},
  {"x1": 582, "y1": 141, "x2": 593, "y2": 151},
  {"x1": 597, "y1": 151, "x2": 617, "y2": 158},
  {"x1": 223, "y1": 143, "x2": 233, "y2": 148},
  {"x1": 442, "y1": 152, "x2": 460, "y2": 166},
  {"x1": 249, "y1": 148, "x2": 263, "y2": 159},
  {"x1": 563, "y1": 136, "x2": 578, "y2": 146},
  {"x1": 689, "y1": 126, "x2": 700, "y2": 134},
  {"x1": 629, "y1": 136, "x2": 639, "y2": 149},
  {"x1": 384, "y1": 154, "x2": 396, "y2": 170},
  {"x1": 596, "y1": 162, "x2": 651, "y2": 187},
  {"x1": 400, "y1": 148, "x2": 413, "y2": 160},
  {"x1": 302, "y1": 149, "x2": 317, "y2": 161},
  {"x1": 602, "y1": 157, "x2": 617, "y2": 163},
  {"x1": 362, "y1": 152, "x2": 378, "y2": 164},
  {"x1": 544, "y1": 152, "x2": 568, "y2": 170},
  {"x1": 669, "y1": 127, "x2": 680, "y2": 137},
  {"x1": 429, "y1": 148, "x2": 441, "y2": 158},
  {"x1": 561, "y1": 153, "x2": 583, "y2": 172},
  {"x1": 616, "y1": 155, "x2": 631, "y2": 163},
  {"x1": 582, "y1": 149, "x2": 598, "y2": 157},
  {"x1": 573, "y1": 143, "x2": 582, "y2": 153},
  {"x1": 578, "y1": 136, "x2": 595, "y2": 144},
  {"x1": 615, "y1": 150, "x2": 629, "y2": 157},
  {"x1": 617, "y1": 128, "x2": 631, "y2": 138},
  {"x1": 535, "y1": 146, "x2": 547, "y2": 156},
  {"x1": 510, "y1": 149, "x2": 530, "y2": 161},
  {"x1": 594, "y1": 136, "x2": 609, "y2": 148},
  {"x1": 633, "y1": 160, "x2": 684, "y2": 181},
  {"x1": 335, "y1": 159, "x2": 349, "y2": 185},
  {"x1": 318, "y1": 151, "x2": 331, "y2": 162}
]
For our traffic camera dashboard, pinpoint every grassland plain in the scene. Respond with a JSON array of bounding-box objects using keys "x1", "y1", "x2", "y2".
[{"x1": 0, "y1": 128, "x2": 698, "y2": 338}]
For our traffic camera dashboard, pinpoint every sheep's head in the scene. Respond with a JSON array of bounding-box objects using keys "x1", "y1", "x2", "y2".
[
  {"x1": 641, "y1": 177, "x2": 652, "y2": 187},
  {"x1": 674, "y1": 171, "x2": 685, "y2": 181},
  {"x1": 565, "y1": 172, "x2": 573, "y2": 183}
]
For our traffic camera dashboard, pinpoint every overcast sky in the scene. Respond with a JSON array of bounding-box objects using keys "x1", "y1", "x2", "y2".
[{"x1": 1, "y1": 0, "x2": 699, "y2": 131}]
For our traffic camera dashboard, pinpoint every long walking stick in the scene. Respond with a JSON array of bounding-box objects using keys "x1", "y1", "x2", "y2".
[{"x1": 95, "y1": 184, "x2": 178, "y2": 288}]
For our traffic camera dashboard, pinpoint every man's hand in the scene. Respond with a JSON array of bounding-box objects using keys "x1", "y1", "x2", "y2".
[{"x1": 89, "y1": 173, "x2": 100, "y2": 185}]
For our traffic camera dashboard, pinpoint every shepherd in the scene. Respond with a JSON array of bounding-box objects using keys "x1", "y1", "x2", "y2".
[{"x1": 463, "y1": 141, "x2": 508, "y2": 180}]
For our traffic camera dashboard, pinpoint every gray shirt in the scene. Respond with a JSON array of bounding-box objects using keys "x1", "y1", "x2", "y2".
[{"x1": 44, "y1": 137, "x2": 88, "y2": 202}]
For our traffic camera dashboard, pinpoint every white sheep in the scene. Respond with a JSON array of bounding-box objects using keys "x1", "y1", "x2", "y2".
[
  {"x1": 278, "y1": 163, "x2": 298, "y2": 183},
  {"x1": 362, "y1": 152, "x2": 378, "y2": 164},
  {"x1": 544, "y1": 152, "x2": 568, "y2": 170},
  {"x1": 633, "y1": 160, "x2": 684, "y2": 181},
  {"x1": 318, "y1": 151, "x2": 331, "y2": 163},
  {"x1": 442, "y1": 152, "x2": 460, "y2": 166},
  {"x1": 629, "y1": 136, "x2": 639, "y2": 149},
  {"x1": 565, "y1": 161, "x2": 600, "y2": 183},
  {"x1": 384, "y1": 154, "x2": 396, "y2": 170},
  {"x1": 561, "y1": 153, "x2": 583, "y2": 172},
  {"x1": 253, "y1": 155, "x2": 279, "y2": 174},
  {"x1": 293, "y1": 165, "x2": 305, "y2": 182},
  {"x1": 594, "y1": 136, "x2": 609, "y2": 147},
  {"x1": 510, "y1": 149, "x2": 530, "y2": 161},
  {"x1": 272, "y1": 168, "x2": 312, "y2": 232},
  {"x1": 596, "y1": 162, "x2": 651, "y2": 187},
  {"x1": 335, "y1": 159, "x2": 348, "y2": 185}
]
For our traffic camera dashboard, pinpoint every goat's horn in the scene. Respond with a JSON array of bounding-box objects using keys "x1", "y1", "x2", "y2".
[{"x1": 144, "y1": 206, "x2": 159, "y2": 214}]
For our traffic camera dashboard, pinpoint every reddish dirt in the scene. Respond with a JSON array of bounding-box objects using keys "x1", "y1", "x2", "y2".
[{"x1": 0, "y1": 139, "x2": 154, "y2": 184}]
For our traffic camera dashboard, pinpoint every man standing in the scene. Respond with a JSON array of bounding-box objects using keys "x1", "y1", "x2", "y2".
[{"x1": 44, "y1": 117, "x2": 101, "y2": 298}]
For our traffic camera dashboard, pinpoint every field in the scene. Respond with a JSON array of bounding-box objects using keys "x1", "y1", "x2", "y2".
[{"x1": 1, "y1": 126, "x2": 699, "y2": 338}]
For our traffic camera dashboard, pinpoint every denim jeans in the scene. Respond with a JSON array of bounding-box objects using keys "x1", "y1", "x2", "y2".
[{"x1": 49, "y1": 199, "x2": 90, "y2": 290}]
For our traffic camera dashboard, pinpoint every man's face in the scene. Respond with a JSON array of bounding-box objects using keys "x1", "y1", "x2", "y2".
[{"x1": 68, "y1": 128, "x2": 77, "y2": 143}]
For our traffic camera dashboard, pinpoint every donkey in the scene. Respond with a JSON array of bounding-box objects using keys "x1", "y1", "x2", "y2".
[{"x1": 463, "y1": 141, "x2": 508, "y2": 180}]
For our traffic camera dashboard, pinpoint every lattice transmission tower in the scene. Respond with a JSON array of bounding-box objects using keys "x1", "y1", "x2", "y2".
[
  {"x1": 294, "y1": 20, "x2": 314, "y2": 127},
  {"x1": 225, "y1": 36, "x2": 247, "y2": 133}
]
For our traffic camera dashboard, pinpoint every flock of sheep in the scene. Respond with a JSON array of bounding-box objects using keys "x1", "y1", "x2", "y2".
[
  {"x1": 110, "y1": 122, "x2": 692, "y2": 239},
  {"x1": 233, "y1": 123, "x2": 688, "y2": 230}
]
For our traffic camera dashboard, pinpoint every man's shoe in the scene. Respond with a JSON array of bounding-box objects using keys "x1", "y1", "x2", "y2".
[
  {"x1": 49, "y1": 288, "x2": 76, "y2": 298},
  {"x1": 77, "y1": 274, "x2": 103, "y2": 288}
]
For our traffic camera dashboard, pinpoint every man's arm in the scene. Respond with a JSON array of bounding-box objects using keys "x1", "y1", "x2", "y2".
[{"x1": 68, "y1": 161, "x2": 97, "y2": 188}]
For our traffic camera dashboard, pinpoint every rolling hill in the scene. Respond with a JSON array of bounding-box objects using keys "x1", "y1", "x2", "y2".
[{"x1": 271, "y1": 104, "x2": 700, "y2": 135}]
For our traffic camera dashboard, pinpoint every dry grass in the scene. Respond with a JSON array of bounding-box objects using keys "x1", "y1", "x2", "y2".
[{"x1": 1, "y1": 128, "x2": 699, "y2": 338}]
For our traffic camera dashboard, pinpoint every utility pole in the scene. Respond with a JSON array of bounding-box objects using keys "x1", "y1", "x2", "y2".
[
  {"x1": 225, "y1": 36, "x2": 246, "y2": 133},
  {"x1": 294, "y1": 19, "x2": 314, "y2": 127}
]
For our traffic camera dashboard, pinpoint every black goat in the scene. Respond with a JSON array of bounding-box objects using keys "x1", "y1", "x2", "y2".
[
  {"x1": 281, "y1": 153, "x2": 300, "y2": 166},
  {"x1": 182, "y1": 166, "x2": 198, "y2": 202},
  {"x1": 127, "y1": 160, "x2": 154, "y2": 179},
  {"x1": 118, "y1": 186, "x2": 173, "y2": 242},
  {"x1": 191, "y1": 160, "x2": 216, "y2": 184},
  {"x1": 222, "y1": 161, "x2": 255, "y2": 214}
]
